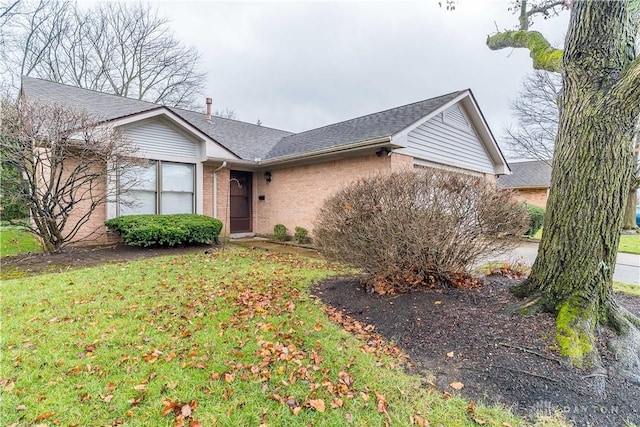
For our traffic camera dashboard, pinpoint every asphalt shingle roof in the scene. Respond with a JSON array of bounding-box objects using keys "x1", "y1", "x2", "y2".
[
  {"x1": 21, "y1": 77, "x2": 160, "y2": 120},
  {"x1": 266, "y1": 91, "x2": 465, "y2": 159},
  {"x1": 21, "y1": 76, "x2": 293, "y2": 160},
  {"x1": 497, "y1": 160, "x2": 551, "y2": 188},
  {"x1": 21, "y1": 77, "x2": 468, "y2": 162},
  {"x1": 172, "y1": 108, "x2": 293, "y2": 160}
]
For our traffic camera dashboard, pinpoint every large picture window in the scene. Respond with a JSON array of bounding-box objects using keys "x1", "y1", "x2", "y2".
[{"x1": 119, "y1": 161, "x2": 194, "y2": 215}]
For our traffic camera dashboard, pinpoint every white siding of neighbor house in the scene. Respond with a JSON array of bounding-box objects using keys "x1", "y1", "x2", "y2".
[
  {"x1": 122, "y1": 118, "x2": 199, "y2": 162},
  {"x1": 396, "y1": 104, "x2": 495, "y2": 174}
]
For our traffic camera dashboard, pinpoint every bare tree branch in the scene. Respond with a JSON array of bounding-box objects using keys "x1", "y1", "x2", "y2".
[
  {"x1": 2, "y1": 1, "x2": 206, "y2": 108},
  {"x1": 504, "y1": 70, "x2": 560, "y2": 163},
  {"x1": 0, "y1": 98, "x2": 143, "y2": 252}
]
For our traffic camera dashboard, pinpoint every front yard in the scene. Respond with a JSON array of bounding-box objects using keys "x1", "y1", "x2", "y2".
[
  {"x1": 1, "y1": 248, "x2": 527, "y2": 426},
  {"x1": 0, "y1": 225, "x2": 41, "y2": 257}
]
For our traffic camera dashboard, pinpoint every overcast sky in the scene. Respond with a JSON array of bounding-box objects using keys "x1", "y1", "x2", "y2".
[{"x1": 158, "y1": 0, "x2": 569, "y2": 159}]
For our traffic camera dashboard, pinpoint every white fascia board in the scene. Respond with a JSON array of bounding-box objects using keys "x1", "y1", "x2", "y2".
[
  {"x1": 259, "y1": 136, "x2": 394, "y2": 167},
  {"x1": 109, "y1": 108, "x2": 239, "y2": 161},
  {"x1": 458, "y1": 94, "x2": 511, "y2": 174}
]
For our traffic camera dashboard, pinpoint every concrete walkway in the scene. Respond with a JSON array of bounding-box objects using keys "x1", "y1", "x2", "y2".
[{"x1": 490, "y1": 241, "x2": 640, "y2": 286}]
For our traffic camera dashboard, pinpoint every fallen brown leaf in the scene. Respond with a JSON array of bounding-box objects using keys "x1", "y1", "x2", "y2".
[
  {"x1": 308, "y1": 399, "x2": 326, "y2": 412},
  {"x1": 34, "y1": 412, "x2": 55, "y2": 421}
]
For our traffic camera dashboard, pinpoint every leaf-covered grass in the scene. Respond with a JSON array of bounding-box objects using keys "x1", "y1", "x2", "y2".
[
  {"x1": 0, "y1": 248, "x2": 533, "y2": 426},
  {"x1": 618, "y1": 234, "x2": 640, "y2": 255},
  {"x1": 0, "y1": 225, "x2": 41, "y2": 257}
]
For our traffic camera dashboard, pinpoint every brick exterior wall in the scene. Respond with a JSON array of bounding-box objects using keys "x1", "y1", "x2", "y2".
[
  {"x1": 64, "y1": 151, "x2": 499, "y2": 244},
  {"x1": 208, "y1": 167, "x2": 231, "y2": 235},
  {"x1": 251, "y1": 153, "x2": 413, "y2": 236},
  {"x1": 203, "y1": 165, "x2": 214, "y2": 217},
  {"x1": 59, "y1": 173, "x2": 120, "y2": 246},
  {"x1": 512, "y1": 188, "x2": 549, "y2": 208}
]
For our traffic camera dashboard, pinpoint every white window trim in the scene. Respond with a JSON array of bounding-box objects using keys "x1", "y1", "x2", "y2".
[{"x1": 116, "y1": 160, "x2": 197, "y2": 216}]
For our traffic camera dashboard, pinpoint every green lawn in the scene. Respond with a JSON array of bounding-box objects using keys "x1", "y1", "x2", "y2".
[
  {"x1": 0, "y1": 225, "x2": 41, "y2": 257},
  {"x1": 531, "y1": 229, "x2": 640, "y2": 255},
  {"x1": 0, "y1": 248, "x2": 548, "y2": 426},
  {"x1": 619, "y1": 234, "x2": 640, "y2": 255}
]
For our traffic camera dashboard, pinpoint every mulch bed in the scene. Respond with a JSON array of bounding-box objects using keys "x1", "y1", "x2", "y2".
[
  {"x1": 4, "y1": 244, "x2": 640, "y2": 426},
  {"x1": 313, "y1": 276, "x2": 640, "y2": 427}
]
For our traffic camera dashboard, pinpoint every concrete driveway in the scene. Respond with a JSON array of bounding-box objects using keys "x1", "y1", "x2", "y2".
[{"x1": 490, "y1": 241, "x2": 640, "y2": 286}]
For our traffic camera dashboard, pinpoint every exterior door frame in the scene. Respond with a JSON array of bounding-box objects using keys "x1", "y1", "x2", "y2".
[{"x1": 229, "y1": 170, "x2": 252, "y2": 233}]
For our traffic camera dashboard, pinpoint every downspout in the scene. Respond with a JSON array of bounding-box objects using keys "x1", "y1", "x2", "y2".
[{"x1": 213, "y1": 161, "x2": 227, "y2": 219}]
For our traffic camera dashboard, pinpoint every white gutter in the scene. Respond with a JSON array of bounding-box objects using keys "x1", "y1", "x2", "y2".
[
  {"x1": 258, "y1": 136, "x2": 394, "y2": 166},
  {"x1": 213, "y1": 161, "x2": 227, "y2": 218}
]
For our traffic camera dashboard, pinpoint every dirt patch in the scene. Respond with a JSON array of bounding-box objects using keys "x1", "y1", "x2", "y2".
[
  {"x1": 0, "y1": 243, "x2": 215, "y2": 278},
  {"x1": 313, "y1": 276, "x2": 640, "y2": 427}
]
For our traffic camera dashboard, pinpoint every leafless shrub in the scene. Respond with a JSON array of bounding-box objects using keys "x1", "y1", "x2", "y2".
[{"x1": 314, "y1": 169, "x2": 529, "y2": 294}]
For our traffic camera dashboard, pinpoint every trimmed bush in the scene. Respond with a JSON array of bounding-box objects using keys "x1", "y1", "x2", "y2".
[
  {"x1": 273, "y1": 224, "x2": 287, "y2": 241},
  {"x1": 105, "y1": 214, "x2": 223, "y2": 247},
  {"x1": 294, "y1": 226, "x2": 309, "y2": 244},
  {"x1": 525, "y1": 204, "x2": 545, "y2": 237},
  {"x1": 315, "y1": 170, "x2": 529, "y2": 294}
]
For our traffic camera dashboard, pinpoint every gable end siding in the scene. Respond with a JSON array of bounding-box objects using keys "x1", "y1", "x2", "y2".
[
  {"x1": 122, "y1": 118, "x2": 199, "y2": 162},
  {"x1": 399, "y1": 113, "x2": 494, "y2": 174},
  {"x1": 445, "y1": 105, "x2": 470, "y2": 129}
]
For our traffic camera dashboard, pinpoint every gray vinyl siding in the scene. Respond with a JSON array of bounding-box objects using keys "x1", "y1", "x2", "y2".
[
  {"x1": 399, "y1": 110, "x2": 494, "y2": 174},
  {"x1": 445, "y1": 105, "x2": 470, "y2": 129},
  {"x1": 122, "y1": 118, "x2": 198, "y2": 161}
]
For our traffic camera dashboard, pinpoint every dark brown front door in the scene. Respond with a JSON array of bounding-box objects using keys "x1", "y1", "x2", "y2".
[{"x1": 229, "y1": 171, "x2": 252, "y2": 233}]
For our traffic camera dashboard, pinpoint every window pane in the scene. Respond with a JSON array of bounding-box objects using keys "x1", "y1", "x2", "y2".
[
  {"x1": 162, "y1": 163, "x2": 193, "y2": 192},
  {"x1": 121, "y1": 161, "x2": 157, "y2": 191},
  {"x1": 161, "y1": 192, "x2": 193, "y2": 214},
  {"x1": 120, "y1": 190, "x2": 157, "y2": 215}
]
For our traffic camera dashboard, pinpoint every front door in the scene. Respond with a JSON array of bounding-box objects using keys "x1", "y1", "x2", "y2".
[{"x1": 229, "y1": 171, "x2": 252, "y2": 233}]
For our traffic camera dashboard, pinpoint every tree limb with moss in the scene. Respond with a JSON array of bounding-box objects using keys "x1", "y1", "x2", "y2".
[{"x1": 487, "y1": 0, "x2": 569, "y2": 72}]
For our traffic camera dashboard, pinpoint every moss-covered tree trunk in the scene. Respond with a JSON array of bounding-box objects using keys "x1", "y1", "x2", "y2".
[{"x1": 515, "y1": 1, "x2": 640, "y2": 376}]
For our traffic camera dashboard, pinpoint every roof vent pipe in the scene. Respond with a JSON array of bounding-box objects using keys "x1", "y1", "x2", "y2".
[{"x1": 206, "y1": 97, "x2": 212, "y2": 123}]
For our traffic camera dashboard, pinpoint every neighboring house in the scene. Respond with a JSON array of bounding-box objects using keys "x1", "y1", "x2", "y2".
[
  {"x1": 497, "y1": 160, "x2": 551, "y2": 208},
  {"x1": 21, "y1": 76, "x2": 511, "y2": 243}
]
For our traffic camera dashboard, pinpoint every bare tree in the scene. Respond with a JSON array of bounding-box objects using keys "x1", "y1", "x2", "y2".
[
  {"x1": 212, "y1": 108, "x2": 237, "y2": 120},
  {"x1": 504, "y1": 70, "x2": 560, "y2": 164},
  {"x1": 0, "y1": 99, "x2": 141, "y2": 252},
  {"x1": 506, "y1": 69, "x2": 639, "y2": 229},
  {"x1": 1, "y1": 1, "x2": 206, "y2": 108}
]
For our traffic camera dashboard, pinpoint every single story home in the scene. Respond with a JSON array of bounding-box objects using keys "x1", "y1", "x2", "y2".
[
  {"x1": 21, "y1": 76, "x2": 511, "y2": 243},
  {"x1": 497, "y1": 160, "x2": 551, "y2": 208}
]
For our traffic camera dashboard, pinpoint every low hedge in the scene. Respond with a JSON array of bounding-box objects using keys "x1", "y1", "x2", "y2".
[
  {"x1": 525, "y1": 204, "x2": 545, "y2": 237},
  {"x1": 105, "y1": 214, "x2": 223, "y2": 247},
  {"x1": 273, "y1": 224, "x2": 287, "y2": 242}
]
